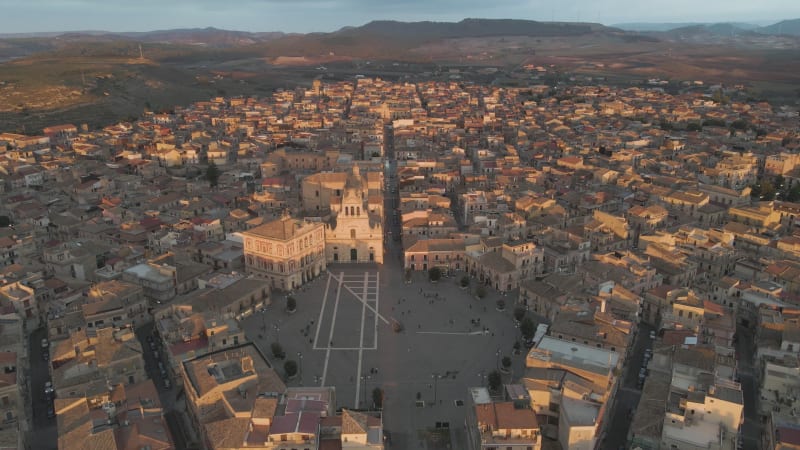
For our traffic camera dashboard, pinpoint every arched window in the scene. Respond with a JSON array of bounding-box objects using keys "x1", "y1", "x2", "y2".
[{"x1": 357, "y1": 207, "x2": 360, "y2": 216}]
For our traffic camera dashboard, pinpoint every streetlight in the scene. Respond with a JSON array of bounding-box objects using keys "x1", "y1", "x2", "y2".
[
  {"x1": 495, "y1": 348, "x2": 501, "y2": 371},
  {"x1": 431, "y1": 372, "x2": 440, "y2": 405},
  {"x1": 297, "y1": 352, "x2": 303, "y2": 382},
  {"x1": 273, "y1": 324, "x2": 281, "y2": 345},
  {"x1": 361, "y1": 373, "x2": 371, "y2": 409},
  {"x1": 478, "y1": 371, "x2": 486, "y2": 387}
]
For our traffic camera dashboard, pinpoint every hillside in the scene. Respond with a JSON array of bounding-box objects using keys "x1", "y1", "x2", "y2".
[
  {"x1": 760, "y1": 19, "x2": 800, "y2": 36},
  {"x1": 0, "y1": 18, "x2": 798, "y2": 132}
]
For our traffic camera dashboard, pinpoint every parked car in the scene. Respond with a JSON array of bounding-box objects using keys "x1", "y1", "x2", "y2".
[{"x1": 649, "y1": 330, "x2": 656, "y2": 339}]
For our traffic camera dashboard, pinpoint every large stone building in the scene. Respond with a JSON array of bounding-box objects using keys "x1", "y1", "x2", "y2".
[
  {"x1": 324, "y1": 165, "x2": 384, "y2": 264},
  {"x1": 242, "y1": 215, "x2": 326, "y2": 290}
]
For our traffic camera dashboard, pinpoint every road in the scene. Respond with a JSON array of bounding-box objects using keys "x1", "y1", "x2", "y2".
[
  {"x1": 27, "y1": 327, "x2": 57, "y2": 450},
  {"x1": 135, "y1": 323, "x2": 198, "y2": 449},
  {"x1": 736, "y1": 324, "x2": 762, "y2": 449},
  {"x1": 604, "y1": 322, "x2": 654, "y2": 450}
]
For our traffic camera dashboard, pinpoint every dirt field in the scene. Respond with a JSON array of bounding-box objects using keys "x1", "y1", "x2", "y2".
[{"x1": 1, "y1": 33, "x2": 798, "y2": 132}]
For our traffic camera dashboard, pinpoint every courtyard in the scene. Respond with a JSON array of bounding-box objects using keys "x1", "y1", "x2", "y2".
[{"x1": 241, "y1": 260, "x2": 529, "y2": 449}]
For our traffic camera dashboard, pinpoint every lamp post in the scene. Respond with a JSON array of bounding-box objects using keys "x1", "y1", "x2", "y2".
[
  {"x1": 495, "y1": 348, "x2": 501, "y2": 371},
  {"x1": 361, "y1": 373, "x2": 371, "y2": 409},
  {"x1": 431, "y1": 372, "x2": 440, "y2": 405},
  {"x1": 273, "y1": 324, "x2": 281, "y2": 345},
  {"x1": 478, "y1": 371, "x2": 486, "y2": 387},
  {"x1": 297, "y1": 352, "x2": 303, "y2": 382}
]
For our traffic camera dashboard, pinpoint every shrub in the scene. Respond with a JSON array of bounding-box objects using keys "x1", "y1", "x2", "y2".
[
  {"x1": 372, "y1": 387, "x2": 384, "y2": 409},
  {"x1": 460, "y1": 275, "x2": 470, "y2": 288},
  {"x1": 520, "y1": 317, "x2": 536, "y2": 340},
  {"x1": 286, "y1": 296, "x2": 297, "y2": 312},
  {"x1": 488, "y1": 370, "x2": 502, "y2": 392},
  {"x1": 502, "y1": 356, "x2": 512, "y2": 370},
  {"x1": 496, "y1": 299, "x2": 506, "y2": 311},
  {"x1": 476, "y1": 285, "x2": 487, "y2": 299},
  {"x1": 271, "y1": 342, "x2": 285, "y2": 359},
  {"x1": 513, "y1": 306, "x2": 526, "y2": 322},
  {"x1": 428, "y1": 267, "x2": 442, "y2": 282},
  {"x1": 284, "y1": 360, "x2": 297, "y2": 377}
]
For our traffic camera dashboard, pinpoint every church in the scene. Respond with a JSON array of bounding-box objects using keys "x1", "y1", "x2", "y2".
[{"x1": 324, "y1": 165, "x2": 384, "y2": 264}]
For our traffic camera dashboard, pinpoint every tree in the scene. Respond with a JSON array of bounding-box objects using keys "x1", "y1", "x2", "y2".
[
  {"x1": 476, "y1": 285, "x2": 487, "y2": 299},
  {"x1": 488, "y1": 370, "x2": 502, "y2": 392},
  {"x1": 496, "y1": 299, "x2": 506, "y2": 311},
  {"x1": 284, "y1": 360, "x2": 298, "y2": 378},
  {"x1": 501, "y1": 356, "x2": 512, "y2": 371},
  {"x1": 271, "y1": 342, "x2": 285, "y2": 359},
  {"x1": 372, "y1": 387, "x2": 384, "y2": 409},
  {"x1": 761, "y1": 180, "x2": 776, "y2": 201},
  {"x1": 686, "y1": 122, "x2": 702, "y2": 132},
  {"x1": 428, "y1": 267, "x2": 441, "y2": 282},
  {"x1": 520, "y1": 317, "x2": 536, "y2": 341},
  {"x1": 286, "y1": 296, "x2": 297, "y2": 312},
  {"x1": 404, "y1": 268, "x2": 412, "y2": 283},
  {"x1": 0, "y1": 216, "x2": 9, "y2": 228},
  {"x1": 460, "y1": 275, "x2": 470, "y2": 288},
  {"x1": 205, "y1": 161, "x2": 221, "y2": 188},
  {"x1": 787, "y1": 183, "x2": 800, "y2": 202},
  {"x1": 513, "y1": 306, "x2": 526, "y2": 322}
]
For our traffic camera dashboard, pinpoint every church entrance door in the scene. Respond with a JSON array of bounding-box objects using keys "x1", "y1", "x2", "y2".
[{"x1": 350, "y1": 249, "x2": 358, "y2": 261}]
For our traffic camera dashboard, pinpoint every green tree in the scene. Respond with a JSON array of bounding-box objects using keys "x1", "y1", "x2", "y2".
[
  {"x1": 520, "y1": 317, "x2": 536, "y2": 341},
  {"x1": 786, "y1": 184, "x2": 800, "y2": 202},
  {"x1": 284, "y1": 360, "x2": 298, "y2": 377},
  {"x1": 0, "y1": 216, "x2": 9, "y2": 228},
  {"x1": 271, "y1": 342, "x2": 285, "y2": 359},
  {"x1": 502, "y1": 356, "x2": 512, "y2": 371},
  {"x1": 372, "y1": 387, "x2": 384, "y2": 409},
  {"x1": 488, "y1": 370, "x2": 502, "y2": 392},
  {"x1": 761, "y1": 180, "x2": 776, "y2": 201},
  {"x1": 460, "y1": 275, "x2": 470, "y2": 288},
  {"x1": 286, "y1": 296, "x2": 297, "y2": 312},
  {"x1": 513, "y1": 306, "x2": 526, "y2": 322},
  {"x1": 428, "y1": 267, "x2": 442, "y2": 282},
  {"x1": 476, "y1": 285, "x2": 487, "y2": 299},
  {"x1": 206, "y1": 161, "x2": 221, "y2": 188},
  {"x1": 686, "y1": 122, "x2": 702, "y2": 132},
  {"x1": 496, "y1": 299, "x2": 506, "y2": 311},
  {"x1": 731, "y1": 119, "x2": 749, "y2": 130}
]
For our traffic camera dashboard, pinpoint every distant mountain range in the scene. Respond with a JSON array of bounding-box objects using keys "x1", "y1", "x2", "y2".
[{"x1": 614, "y1": 18, "x2": 800, "y2": 36}]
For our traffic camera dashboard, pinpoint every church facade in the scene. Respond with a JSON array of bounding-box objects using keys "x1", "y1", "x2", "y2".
[{"x1": 323, "y1": 165, "x2": 384, "y2": 264}]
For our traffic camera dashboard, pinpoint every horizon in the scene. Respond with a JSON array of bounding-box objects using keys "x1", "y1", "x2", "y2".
[
  {"x1": 0, "y1": 0, "x2": 798, "y2": 34},
  {"x1": 0, "y1": 17, "x2": 793, "y2": 36}
]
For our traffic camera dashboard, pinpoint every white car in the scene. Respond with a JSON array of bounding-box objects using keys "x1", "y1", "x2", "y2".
[{"x1": 649, "y1": 331, "x2": 656, "y2": 339}]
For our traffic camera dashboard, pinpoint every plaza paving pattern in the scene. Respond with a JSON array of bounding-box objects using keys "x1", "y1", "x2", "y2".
[{"x1": 240, "y1": 263, "x2": 527, "y2": 449}]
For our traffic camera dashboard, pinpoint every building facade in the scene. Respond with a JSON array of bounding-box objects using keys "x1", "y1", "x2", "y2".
[
  {"x1": 324, "y1": 165, "x2": 384, "y2": 264},
  {"x1": 242, "y1": 215, "x2": 326, "y2": 290}
]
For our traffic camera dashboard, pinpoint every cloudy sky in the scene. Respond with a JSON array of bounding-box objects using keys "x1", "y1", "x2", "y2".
[{"x1": 2, "y1": 0, "x2": 798, "y2": 33}]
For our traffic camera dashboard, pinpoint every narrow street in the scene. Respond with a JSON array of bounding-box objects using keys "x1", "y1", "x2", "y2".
[
  {"x1": 736, "y1": 324, "x2": 762, "y2": 449},
  {"x1": 27, "y1": 327, "x2": 57, "y2": 450},
  {"x1": 604, "y1": 322, "x2": 654, "y2": 450}
]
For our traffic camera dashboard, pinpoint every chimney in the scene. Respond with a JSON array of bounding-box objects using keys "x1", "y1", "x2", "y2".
[
  {"x1": 600, "y1": 298, "x2": 607, "y2": 313},
  {"x1": 241, "y1": 356, "x2": 254, "y2": 373}
]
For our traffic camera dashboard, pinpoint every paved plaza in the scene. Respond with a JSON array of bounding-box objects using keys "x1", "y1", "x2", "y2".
[{"x1": 241, "y1": 261, "x2": 527, "y2": 449}]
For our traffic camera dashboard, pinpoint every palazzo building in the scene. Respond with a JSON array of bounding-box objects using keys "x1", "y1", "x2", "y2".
[{"x1": 242, "y1": 214, "x2": 326, "y2": 290}]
